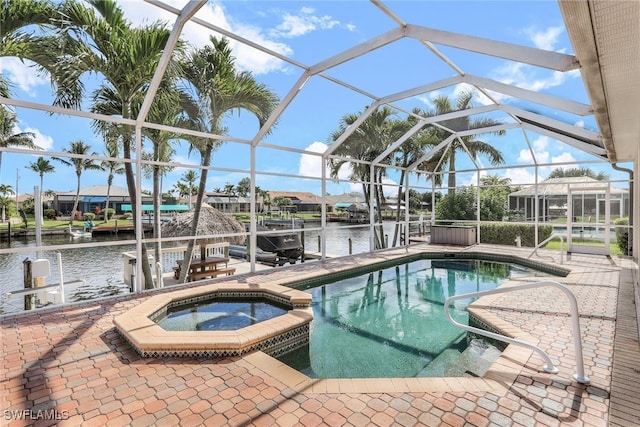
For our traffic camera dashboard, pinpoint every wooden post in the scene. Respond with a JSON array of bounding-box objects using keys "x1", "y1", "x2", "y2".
[
  {"x1": 301, "y1": 221, "x2": 305, "y2": 263},
  {"x1": 23, "y1": 258, "x2": 34, "y2": 310}
]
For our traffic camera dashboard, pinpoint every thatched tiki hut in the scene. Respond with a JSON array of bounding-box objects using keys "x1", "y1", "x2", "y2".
[{"x1": 162, "y1": 203, "x2": 246, "y2": 261}]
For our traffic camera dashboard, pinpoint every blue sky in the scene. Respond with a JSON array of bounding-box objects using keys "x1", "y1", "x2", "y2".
[{"x1": 1, "y1": 0, "x2": 631, "y2": 198}]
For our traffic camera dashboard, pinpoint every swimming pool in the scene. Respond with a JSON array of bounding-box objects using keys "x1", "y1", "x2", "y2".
[{"x1": 278, "y1": 257, "x2": 556, "y2": 378}]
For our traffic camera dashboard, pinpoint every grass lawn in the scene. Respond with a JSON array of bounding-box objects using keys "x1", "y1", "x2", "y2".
[
  {"x1": 0, "y1": 217, "x2": 132, "y2": 231},
  {"x1": 543, "y1": 239, "x2": 623, "y2": 255}
]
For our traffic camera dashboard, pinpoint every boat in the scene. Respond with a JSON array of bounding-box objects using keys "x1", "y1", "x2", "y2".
[
  {"x1": 255, "y1": 224, "x2": 303, "y2": 264},
  {"x1": 68, "y1": 224, "x2": 92, "y2": 239},
  {"x1": 228, "y1": 244, "x2": 282, "y2": 266},
  {"x1": 234, "y1": 223, "x2": 304, "y2": 265}
]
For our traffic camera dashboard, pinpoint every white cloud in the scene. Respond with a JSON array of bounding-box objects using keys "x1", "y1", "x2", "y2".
[
  {"x1": 551, "y1": 152, "x2": 576, "y2": 164},
  {"x1": 502, "y1": 167, "x2": 536, "y2": 185},
  {"x1": 297, "y1": 142, "x2": 400, "y2": 196},
  {"x1": 0, "y1": 58, "x2": 49, "y2": 96},
  {"x1": 298, "y1": 141, "x2": 349, "y2": 180},
  {"x1": 12, "y1": 122, "x2": 54, "y2": 151},
  {"x1": 118, "y1": 0, "x2": 291, "y2": 75},
  {"x1": 272, "y1": 8, "x2": 340, "y2": 38},
  {"x1": 533, "y1": 136, "x2": 549, "y2": 152},
  {"x1": 25, "y1": 127, "x2": 54, "y2": 151},
  {"x1": 525, "y1": 25, "x2": 564, "y2": 51}
]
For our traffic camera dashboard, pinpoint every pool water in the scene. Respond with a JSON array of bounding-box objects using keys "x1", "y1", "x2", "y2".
[
  {"x1": 158, "y1": 298, "x2": 289, "y2": 331},
  {"x1": 278, "y1": 258, "x2": 552, "y2": 378}
]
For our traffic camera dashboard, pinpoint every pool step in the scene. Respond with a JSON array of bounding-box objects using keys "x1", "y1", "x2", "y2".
[
  {"x1": 417, "y1": 339, "x2": 501, "y2": 378},
  {"x1": 417, "y1": 349, "x2": 462, "y2": 377}
]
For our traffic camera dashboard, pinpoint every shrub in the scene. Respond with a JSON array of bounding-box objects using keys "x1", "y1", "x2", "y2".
[
  {"x1": 614, "y1": 217, "x2": 630, "y2": 255},
  {"x1": 479, "y1": 223, "x2": 553, "y2": 247},
  {"x1": 83, "y1": 213, "x2": 96, "y2": 221},
  {"x1": 123, "y1": 212, "x2": 133, "y2": 220},
  {"x1": 44, "y1": 209, "x2": 57, "y2": 219},
  {"x1": 435, "y1": 189, "x2": 476, "y2": 223},
  {"x1": 104, "y1": 208, "x2": 115, "y2": 220}
]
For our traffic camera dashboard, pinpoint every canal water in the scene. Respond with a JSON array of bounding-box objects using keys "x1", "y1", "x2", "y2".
[{"x1": 0, "y1": 221, "x2": 408, "y2": 314}]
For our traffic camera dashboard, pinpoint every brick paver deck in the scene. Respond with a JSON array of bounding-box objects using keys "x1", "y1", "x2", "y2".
[{"x1": 1, "y1": 244, "x2": 638, "y2": 426}]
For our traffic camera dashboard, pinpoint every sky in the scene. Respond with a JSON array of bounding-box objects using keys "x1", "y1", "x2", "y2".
[{"x1": 1, "y1": 0, "x2": 632, "y2": 199}]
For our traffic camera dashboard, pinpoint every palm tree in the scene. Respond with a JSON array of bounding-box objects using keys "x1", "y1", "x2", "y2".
[
  {"x1": 0, "y1": 0, "x2": 61, "y2": 97},
  {"x1": 53, "y1": 140, "x2": 100, "y2": 224},
  {"x1": 389, "y1": 112, "x2": 440, "y2": 246},
  {"x1": 142, "y1": 125, "x2": 177, "y2": 266},
  {"x1": 100, "y1": 142, "x2": 125, "y2": 222},
  {"x1": 329, "y1": 106, "x2": 402, "y2": 249},
  {"x1": 257, "y1": 188, "x2": 270, "y2": 214},
  {"x1": 52, "y1": 0, "x2": 177, "y2": 289},
  {"x1": 0, "y1": 183, "x2": 16, "y2": 222},
  {"x1": 547, "y1": 167, "x2": 609, "y2": 181},
  {"x1": 26, "y1": 156, "x2": 54, "y2": 221},
  {"x1": 0, "y1": 107, "x2": 39, "y2": 174},
  {"x1": 26, "y1": 156, "x2": 55, "y2": 193},
  {"x1": 177, "y1": 36, "x2": 279, "y2": 283},
  {"x1": 223, "y1": 183, "x2": 236, "y2": 213},
  {"x1": 171, "y1": 182, "x2": 191, "y2": 202},
  {"x1": 419, "y1": 90, "x2": 505, "y2": 192},
  {"x1": 179, "y1": 170, "x2": 199, "y2": 210}
]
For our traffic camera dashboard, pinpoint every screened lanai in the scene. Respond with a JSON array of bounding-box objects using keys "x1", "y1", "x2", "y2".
[
  {"x1": 509, "y1": 176, "x2": 630, "y2": 222},
  {"x1": 0, "y1": 0, "x2": 638, "y2": 299}
]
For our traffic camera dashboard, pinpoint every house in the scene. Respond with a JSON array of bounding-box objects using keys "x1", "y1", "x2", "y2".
[
  {"x1": 267, "y1": 191, "x2": 324, "y2": 214},
  {"x1": 54, "y1": 185, "x2": 153, "y2": 217},
  {"x1": 204, "y1": 192, "x2": 252, "y2": 214},
  {"x1": 508, "y1": 176, "x2": 629, "y2": 222}
]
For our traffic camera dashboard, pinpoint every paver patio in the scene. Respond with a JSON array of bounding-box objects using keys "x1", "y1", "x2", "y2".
[{"x1": 1, "y1": 243, "x2": 639, "y2": 426}]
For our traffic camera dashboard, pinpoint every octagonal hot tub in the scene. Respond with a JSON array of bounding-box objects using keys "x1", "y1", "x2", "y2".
[{"x1": 114, "y1": 282, "x2": 313, "y2": 358}]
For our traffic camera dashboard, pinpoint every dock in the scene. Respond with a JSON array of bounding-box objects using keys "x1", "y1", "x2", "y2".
[{"x1": 91, "y1": 222, "x2": 153, "y2": 235}]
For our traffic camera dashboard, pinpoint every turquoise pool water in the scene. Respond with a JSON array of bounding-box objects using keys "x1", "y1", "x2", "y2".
[
  {"x1": 158, "y1": 299, "x2": 289, "y2": 331},
  {"x1": 278, "y1": 258, "x2": 553, "y2": 378}
]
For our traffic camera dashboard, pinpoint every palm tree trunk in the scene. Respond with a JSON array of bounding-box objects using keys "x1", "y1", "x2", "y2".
[
  {"x1": 104, "y1": 175, "x2": 113, "y2": 222},
  {"x1": 448, "y1": 149, "x2": 456, "y2": 193},
  {"x1": 122, "y1": 136, "x2": 154, "y2": 290},
  {"x1": 179, "y1": 145, "x2": 213, "y2": 283},
  {"x1": 392, "y1": 169, "x2": 406, "y2": 247},
  {"x1": 374, "y1": 171, "x2": 385, "y2": 249},
  {"x1": 40, "y1": 174, "x2": 45, "y2": 223},
  {"x1": 153, "y1": 164, "x2": 162, "y2": 276},
  {"x1": 70, "y1": 174, "x2": 81, "y2": 225}
]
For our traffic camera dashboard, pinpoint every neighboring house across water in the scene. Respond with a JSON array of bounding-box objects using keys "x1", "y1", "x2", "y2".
[
  {"x1": 15, "y1": 193, "x2": 54, "y2": 211},
  {"x1": 53, "y1": 185, "x2": 153, "y2": 217},
  {"x1": 267, "y1": 191, "x2": 324, "y2": 215},
  {"x1": 508, "y1": 176, "x2": 629, "y2": 222},
  {"x1": 204, "y1": 192, "x2": 252, "y2": 214}
]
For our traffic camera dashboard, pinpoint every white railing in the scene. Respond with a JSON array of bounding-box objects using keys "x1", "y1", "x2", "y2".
[
  {"x1": 4, "y1": 252, "x2": 84, "y2": 309},
  {"x1": 528, "y1": 233, "x2": 566, "y2": 264},
  {"x1": 122, "y1": 242, "x2": 230, "y2": 287},
  {"x1": 444, "y1": 280, "x2": 590, "y2": 384}
]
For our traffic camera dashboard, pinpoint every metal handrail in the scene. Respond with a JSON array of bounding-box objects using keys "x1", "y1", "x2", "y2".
[
  {"x1": 444, "y1": 280, "x2": 590, "y2": 384},
  {"x1": 528, "y1": 233, "x2": 565, "y2": 264}
]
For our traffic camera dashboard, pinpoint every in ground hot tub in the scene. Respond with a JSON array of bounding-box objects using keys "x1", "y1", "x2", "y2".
[
  {"x1": 157, "y1": 297, "x2": 291, "y2": 331},
  {"x1": 114, "y1": 283, "x2": 312, "y2": 358}
]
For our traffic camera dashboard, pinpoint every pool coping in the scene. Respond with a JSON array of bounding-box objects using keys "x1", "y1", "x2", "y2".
[{"x1": 113, "y1": 282, "x2": 313, "y2": 358}]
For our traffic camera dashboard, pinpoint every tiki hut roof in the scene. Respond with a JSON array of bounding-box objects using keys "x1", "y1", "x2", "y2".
[{"x1": 161, "y1": 203, "x2": 245, "y2": 245}]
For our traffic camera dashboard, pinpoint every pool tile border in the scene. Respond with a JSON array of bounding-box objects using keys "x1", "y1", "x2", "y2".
[{"x1": 113, "y1": 282, "x2": 313, "y2": 358}]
